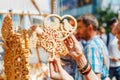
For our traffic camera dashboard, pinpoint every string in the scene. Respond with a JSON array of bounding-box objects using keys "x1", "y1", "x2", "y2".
[{"x1": 61, "y1": 0, "x2": 63, "y2": 16}]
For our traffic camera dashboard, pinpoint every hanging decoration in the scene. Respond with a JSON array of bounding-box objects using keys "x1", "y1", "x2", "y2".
[
  {"x1": 2, "y1": 15, "x2": 30, "y2": 80},
  {"x1": 39, "y1": 14, "x2": 77, "y2": 58}
]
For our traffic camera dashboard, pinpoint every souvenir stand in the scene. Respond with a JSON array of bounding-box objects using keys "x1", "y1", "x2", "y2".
[
  {"x1": 0, "y1": 0, "x2": 49, "y2": 80},
  {"x1": 0, "y1": 0, "x2": 77, "y2": 80}
]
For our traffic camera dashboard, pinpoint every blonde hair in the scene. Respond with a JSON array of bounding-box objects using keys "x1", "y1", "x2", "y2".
[{"x1": 97, "y1": 26, "x2": 106, "y2": 35}]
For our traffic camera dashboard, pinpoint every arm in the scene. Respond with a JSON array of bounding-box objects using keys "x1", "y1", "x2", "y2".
[
  {"x1": 74, "y1": 52, "x2": 101, "y2": 80},
  {"x1": 64, "y1": 35, "x2": 100, "y2": 80}
]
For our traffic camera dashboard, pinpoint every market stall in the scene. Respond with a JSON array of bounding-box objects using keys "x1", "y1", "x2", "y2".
[{"x1": 0, "y1": 0, "x2": 77, "y2": 80}]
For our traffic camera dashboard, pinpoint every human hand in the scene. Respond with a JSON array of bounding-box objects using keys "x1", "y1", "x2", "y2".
[
  {"x1": 49, "y1": 56, "x2": 73, "y2": 80},
  {"x1": 110, "y1": 57, "x2": 119, "y2": 62},
  {"x1": 64, "y1": 34, "x2": 83, "y2": 59}
]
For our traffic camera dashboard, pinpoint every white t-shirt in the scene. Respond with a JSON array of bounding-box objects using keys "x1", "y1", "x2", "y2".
[
  {"x1": 100, "y1": 34, "x2": 107, "y2": 44},
  {"x1": 108, "y1": 33, "x2": 120, "y2": 67}
]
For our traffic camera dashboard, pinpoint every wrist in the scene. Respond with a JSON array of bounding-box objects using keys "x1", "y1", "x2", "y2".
[
  {"x1": 77, "y1": 60, "x2": 92, "y2": 75},
  {"x1": 75, "y1": 53, "x2": 87, "y2": 69},
  {"x1": 80, "y1": 64, "x2": 92, "y2": 75},
  {"x1": 75, "y1": 53, "x2": 92, "y2": 75}
]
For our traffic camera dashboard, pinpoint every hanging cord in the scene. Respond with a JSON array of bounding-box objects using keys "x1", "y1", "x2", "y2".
[{"x1": 60, "y1": 17, "x2": 68, "y2": 23}]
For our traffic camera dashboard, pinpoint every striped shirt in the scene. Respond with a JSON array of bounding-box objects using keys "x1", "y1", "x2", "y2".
[{"x1": 75, "y1": 36, "x2": 109, "y2": 80}]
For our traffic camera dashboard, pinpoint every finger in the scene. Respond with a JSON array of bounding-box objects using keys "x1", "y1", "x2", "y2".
[
  {"x1": 49, "y1": 62, "x2": 60, "y2": 79},
  {"x1": 53, "y1": 60, "x2": 59, "y2": 72},
  {"x1": 68, "y1": 37, "x2": 74, "y2": 48},
  {"x1": 68, "y1": 51, "x2": 78, "y2": 58},
  {"x1": 48, "y1": 56, "x2": 59, "y2": 72},
  {"x1": 64, "y1": 38, "x2": 70, "y2": 45},
  {"x1": 54, "y1": 57, "x2": 63, "y2": 71},
  {"x1": 64, "y1": 37, "x2": 74, "y2": 49},
  {"x1": 49, "y1": 60, "x2": 55, "y2": 76},
  {"x1": 70, "y1": 34, "x2": 79, "y2": 43},
  {"x1": 64, "y1": 39, "x2": 70, "y2": 49}
]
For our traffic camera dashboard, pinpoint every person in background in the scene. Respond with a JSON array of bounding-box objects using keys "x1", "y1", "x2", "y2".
[
  {"x1": 113, "y1": 21, "x2": 120, "y2": 50},
  {"x1": 49, "y1": 14, "x2": 110, "y2": 80},
  {"x1": 97, "y1": 26, "x2": 106, "y2": 35},
  {"x1": 106, "y1": 17, "x2": 120, "y2": 80},
  {"x1": 75, "y1": 14, "x2": 109, "y2": 80},
  {"x1": 97, "y1": 26, "x2": 107, "y2": 44}
]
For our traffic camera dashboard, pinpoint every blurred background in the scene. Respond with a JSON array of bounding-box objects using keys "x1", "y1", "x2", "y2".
[
  {"x1": 0, "y1": 0, "x2": 119, "y2": 30},
  {"x1": 0, "y1": 0, "x2": 120, "y2": 80},
  {"x1": 0, "y1": 0, "x2": 119, "y2": 28}
]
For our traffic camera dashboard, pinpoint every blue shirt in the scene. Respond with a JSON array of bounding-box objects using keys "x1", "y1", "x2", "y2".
[{"x1": 75, "y1": 36, "x2": 109, "y2": 80}]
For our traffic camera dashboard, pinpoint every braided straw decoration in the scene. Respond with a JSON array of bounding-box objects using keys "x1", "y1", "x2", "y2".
[
  {"x1": 40, "y1": 14, "x2": 77, "y2": 57},
  {"x1": 22, "y1": 30, "x2": 29, "y2": 49},
  {"x1": 44, "y1": 14, "x2": 77, "y2": 41},
  {"x1": 1, "y1": 15, "x2": 12, "y2": 40},
  {"x1": 40, "y1": 26, "x2": 68, "y2": 57},
  {"x1": 2, "y1": 15, "x2": 30, "y2": 80}
]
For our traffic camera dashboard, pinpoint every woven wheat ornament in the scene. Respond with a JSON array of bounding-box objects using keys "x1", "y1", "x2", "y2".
[
  {"x1": 2, "y1": 15, "x2": 30, "y2": 80},
  {"x1": 40, "y1": 14, "x2": 77, "y2": 58}
]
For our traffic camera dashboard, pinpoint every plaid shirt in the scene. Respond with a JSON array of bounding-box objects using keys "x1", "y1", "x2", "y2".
[{"x1": 75, "y1": 36, "x2": 109, "y2": 80}]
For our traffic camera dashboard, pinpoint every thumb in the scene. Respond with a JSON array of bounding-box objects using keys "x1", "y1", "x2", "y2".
[{"x1": 54, "y1": 57, "x2": 63, "y2": 71}]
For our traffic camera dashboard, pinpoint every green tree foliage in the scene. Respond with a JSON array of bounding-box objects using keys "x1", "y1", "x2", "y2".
[{"x1": 96, "y1": 6, "x2": 118, "y2": 33}]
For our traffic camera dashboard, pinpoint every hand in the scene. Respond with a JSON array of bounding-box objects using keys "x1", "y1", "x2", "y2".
[
  {"x1": 64, "y1": 34, "x2": 83, "y2": 59},
  {"x1": 110, "y1": 57, "x2": 119, "y2": 62},
  {"x1": 49, "y1": 56, "x2": 73, "y2": 80}
]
